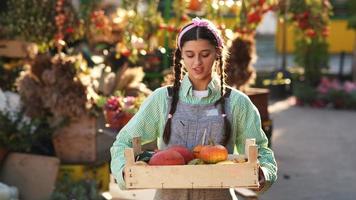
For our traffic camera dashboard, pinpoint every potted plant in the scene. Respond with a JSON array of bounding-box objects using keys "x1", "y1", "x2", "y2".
[
  {"x1": 0, "y1": 89, "x2": 60, "y2": 200},
  {"x1": 0, "y1": 89, "x2": 54, "y2": 157},
  {"x1": 15, "y1": 53, "x2": 101, "y2": 163}
]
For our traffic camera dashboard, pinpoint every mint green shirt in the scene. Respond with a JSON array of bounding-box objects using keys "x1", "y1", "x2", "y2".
[{"x1": 110, "y1": 75, "x2": 277, "y2": 190}]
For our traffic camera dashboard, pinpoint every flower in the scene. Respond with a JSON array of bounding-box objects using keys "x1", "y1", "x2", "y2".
[
  {"x1": 0, "y1": 89, "x2": 51, "y2": 153},
  {"x1": 102, "y1": 94, "x2": 145, "y2": 115},
  {"x1": 0, "y1": 89, "x2": 21, "y2": 120},
  {"x1": 343, "y1": 81, "x2": 356, "y2": 93},
  {"x1": 104, "y1": 97, "x2": 121, "y2": 111}
]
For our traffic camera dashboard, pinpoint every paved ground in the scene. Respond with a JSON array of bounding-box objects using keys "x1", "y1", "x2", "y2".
[
  {"x1": 106, "y1": 97, "x2": 356, "y2": 200},
  {"x1": 260, "y1": 98, "x2": 356, "y2": 200}
]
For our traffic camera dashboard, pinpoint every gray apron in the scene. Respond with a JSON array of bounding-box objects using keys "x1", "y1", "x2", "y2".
[{"x1": 154, "y1": 93, "x2": 237, "y2": 200}]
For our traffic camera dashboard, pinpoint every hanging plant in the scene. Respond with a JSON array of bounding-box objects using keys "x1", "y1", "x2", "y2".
[
  {"x1": 0, "y1": 0, "x2": 84, "y2": 52},
  {"x1": 287, "y1": 0, "x2": 333, "y2": 86}
]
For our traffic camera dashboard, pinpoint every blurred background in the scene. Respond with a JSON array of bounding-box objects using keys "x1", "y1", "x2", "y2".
[{"x1": 0, "y1": 0, "x2": 355, "y2": 199}]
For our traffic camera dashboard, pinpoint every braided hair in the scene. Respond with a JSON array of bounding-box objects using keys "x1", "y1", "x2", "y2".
[{"x1": 163, "y1": 21, "x2": 231, "y2": 146}]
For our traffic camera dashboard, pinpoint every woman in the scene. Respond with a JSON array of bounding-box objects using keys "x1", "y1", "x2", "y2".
[{"x1": 110, "y1": 17, "x2": 277, "y2": 200}]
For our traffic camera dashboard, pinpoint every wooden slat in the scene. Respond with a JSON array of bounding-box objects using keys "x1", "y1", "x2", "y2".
[
  {"x1": 248, "y1": 145, "x2": 258, "y2": 164},
  {"x1": 132, "y1": 137, "x2": 142, "y2": 156},
  {"x1": 245, "y1": 138, "x2": 256, "y2": 159},
  {"x1": 125, "y1": 163, "x2": 259, "y2": 189},
  {"x1": 124, "y1": 148, "x2": 135, "y2": 166}
]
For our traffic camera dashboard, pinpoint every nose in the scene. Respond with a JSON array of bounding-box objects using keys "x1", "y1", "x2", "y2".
[{"x1": 194, "y1": 55, "x2": 203, "y2": 66}]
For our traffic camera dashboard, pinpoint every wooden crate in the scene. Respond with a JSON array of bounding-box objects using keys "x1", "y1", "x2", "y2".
[
  {"x1": 0, "y1": 40, "x2": 37, "y2": 58},
  {"x1": 124, "y1": 138, "x2": 259, "y2": 189},
  {"x1": 52, "y1": 114, "x2": 115, "y2": 164}
]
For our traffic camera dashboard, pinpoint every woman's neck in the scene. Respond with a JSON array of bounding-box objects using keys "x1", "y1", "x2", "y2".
[{"x1": 190, "y1": 78, "x2": 211, "y2": 91}]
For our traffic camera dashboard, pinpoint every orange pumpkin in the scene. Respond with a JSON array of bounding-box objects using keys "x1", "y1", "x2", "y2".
[
  {"x1": 199, "y1": 144, "x2": 228, "y2": 164},
  {"x1": 192, "y1": 145, "x2": 203, "y2": 159}
]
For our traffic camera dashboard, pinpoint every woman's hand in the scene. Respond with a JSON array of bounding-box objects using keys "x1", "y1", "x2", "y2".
[{"x1": 253, "y1": 166, "x2": 265, "y2": 192}]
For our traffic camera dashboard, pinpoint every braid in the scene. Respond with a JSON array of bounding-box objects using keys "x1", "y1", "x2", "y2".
[
  {"x1": 215, "y1": 56, "x2": 232, "y2": 146},
  {"x1": 163, "y1": 49, "x2": 182, "y2": 144}
]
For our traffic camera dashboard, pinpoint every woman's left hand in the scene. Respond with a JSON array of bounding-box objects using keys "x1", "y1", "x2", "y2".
[{"x1": 254, "y1": 166, "x2": 265, "y2": 191}]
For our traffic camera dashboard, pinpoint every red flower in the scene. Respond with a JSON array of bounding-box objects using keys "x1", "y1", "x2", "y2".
[
  {"x1": 54, "y1": 33, "x2": 64, "y2": 41},
  {"x1": 258, "y1": 0, "x2": 266, "y2": 6},
  {"x1": 65, "y1": 27, "x2": 74, "y2": 34},
  {"x1": 322, "y1": 27, "x2": 329, "y2": 37},
  {"x1": 121, "y1": 50, "x2": 132, "y2": 57},
  {"x1": 305, "y1": 29, "x2": 316, "y2": 38},
  {"x1": 298, "y1": 20, "x2": 309, "y2": 30},
  {"x1": 302, "y1": 11, "x2": 310, "y2": 20},
  {"x1": 105, "y1": 97, "x2": 121, "y2": 111},
  {"x1": 181, "y1": 15, "x2": 189, "y2": 22},
  {"x1": 247, "y1": 11, "x2": 262, "y2": 24},
  {"x1": 167, "y1": 25, "x2": 175, "y2": 32}
]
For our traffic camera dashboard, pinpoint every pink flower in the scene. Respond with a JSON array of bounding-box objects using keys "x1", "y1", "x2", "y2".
[
  {"x1": 123, "y1": 96, "x2": 136, "y2": 108},
  {"x1": 343, "y1": 81, "x2": 356, "y2": 93},
  {"x1": 317, "y1": 77, "x2": 331, "y2": 94},
  {"x1": 329, "y1": 79, "x2": 342, "y2": 90},
  {"x1": 105, "y1": 97, "x2": 121, "y2": 111}
]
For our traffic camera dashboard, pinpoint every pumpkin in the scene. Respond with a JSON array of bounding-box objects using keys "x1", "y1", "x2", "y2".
[
  {"x1": 199, "y1": 144, "x2": 228, "y2": 164},
  {"x1": 192, "y1": 145, "x2": 203, "y2": 159}
]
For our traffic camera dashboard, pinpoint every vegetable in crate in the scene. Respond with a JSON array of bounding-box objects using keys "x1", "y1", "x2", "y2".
[
  {"x1": 148, "y1": 149, "x2": 185, "y2": 166},
  {"x1": 167, "y1": 145, "x2": 194, "y2": 164},
  {"x1": 199, "y1": 143, "x2": 228, "y2": 164}
]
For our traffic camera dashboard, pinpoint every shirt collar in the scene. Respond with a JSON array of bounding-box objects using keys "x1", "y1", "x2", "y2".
[{"x1": 180, "y1": 73, "x2": 221, "y2": 97}]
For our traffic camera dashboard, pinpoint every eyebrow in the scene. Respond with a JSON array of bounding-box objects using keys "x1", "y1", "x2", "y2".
[{"x1": 184, "y1": 49, "x2": 211, "y2": 54}]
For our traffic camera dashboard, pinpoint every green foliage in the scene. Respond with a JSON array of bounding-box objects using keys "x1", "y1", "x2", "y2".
[
  {"x1": 0, "y1": 0, "x2": 57, "y2": 51},
  {"x1": 50, "y1": 173, "x2": 104, "y2": 200},
  {"x1": 346, "y1": 91, "x2": 356, "y2": 109},
  {"x1": 293, "y1": 82, "x2": 317, "y2": 104},
  {"x1": 0, "y1": 111, "x2": 53, "y2": 155},
  {"x1": 347, "y1": 0, "x2": 356, "y2": 29},
  {"x1": 288, "y1": 0, "x2": 332, "y2": 86},
  {"x1": 294, "y1": 38, "x2": 329, "y2": 86}
]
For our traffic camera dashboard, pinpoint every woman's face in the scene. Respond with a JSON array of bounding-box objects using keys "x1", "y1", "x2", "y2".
[{"x1": 181, "y1": 39, "x2": 218, "y2": 90}]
